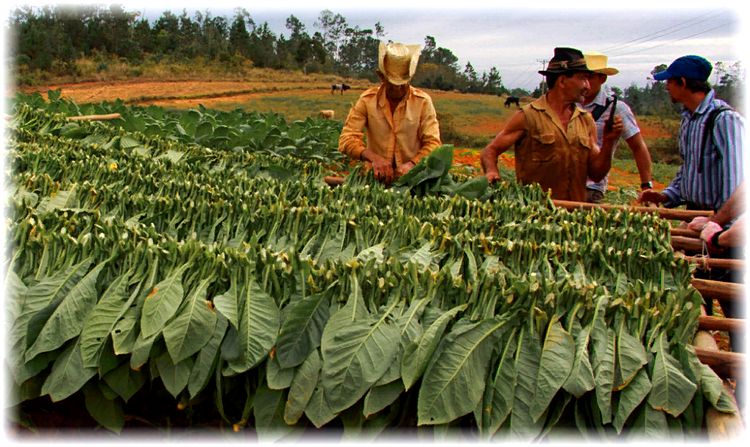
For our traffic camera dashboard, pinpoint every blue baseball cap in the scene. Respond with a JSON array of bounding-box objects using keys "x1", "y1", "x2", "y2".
[{"x1": 653, "y1": 55, "x2": 712, "y2": 81}]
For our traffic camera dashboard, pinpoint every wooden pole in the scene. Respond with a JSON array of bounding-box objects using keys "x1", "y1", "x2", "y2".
[
  {"x1": 552, "y1": 199, "x2": 713, "y2": 221},
  {"x1": 698, "y1": 315, "x2": 745, "y2": 333},
  {"x1": 680, "y1": 255, "x2": 745, "y2": 271},
  {"x1": 67, "y1": 113, "x2": 122, "y2": 122},
  {"x1": 692, "y1": 278, "x2": 744, "y2": 303},
  {"x1": 671, "y1": 235, "x2": 704, "y2": 252}
]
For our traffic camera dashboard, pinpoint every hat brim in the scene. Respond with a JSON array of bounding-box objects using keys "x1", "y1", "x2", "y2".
[
  {"x1": 653, "y1": 71, "x2": 671, "y2": 81},
  {"x1": 592, "y1": 68, "x2": 618, "y2": 76},
  {"x1": 538, "y1": 68, "x2": 592, "y2": 76}
]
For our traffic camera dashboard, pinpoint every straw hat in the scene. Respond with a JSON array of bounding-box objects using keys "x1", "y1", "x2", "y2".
[
  {"x1": 583, "y1": 52, "x2": 619, "y2": 76},
  {"x1": 378, "y1": 42, "x2": 421, "y2": 85}
]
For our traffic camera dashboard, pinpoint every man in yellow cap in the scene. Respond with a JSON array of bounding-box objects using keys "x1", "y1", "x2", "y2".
[
  {"x1": 339, "y1": 42, "x2": 441, "y2": 185},
  {"x1": 581, "y1": 52, "x2": 654, "y2": 203},
  {"x1": 481, "y1": 47, "x2": 623, "y2": 202}
]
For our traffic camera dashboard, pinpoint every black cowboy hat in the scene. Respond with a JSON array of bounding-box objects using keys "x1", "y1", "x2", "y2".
[{"x1": 538, "y1": 47, "x2": 591, "y2": 75}]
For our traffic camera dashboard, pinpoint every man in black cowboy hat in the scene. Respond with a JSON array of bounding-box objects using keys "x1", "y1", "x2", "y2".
[{"x1": 481, "y1": 47, "x2": 623, "y2": 202}]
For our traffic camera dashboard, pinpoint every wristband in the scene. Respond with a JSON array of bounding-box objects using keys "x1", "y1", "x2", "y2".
[{"x1": 640, "y1": 181, "x2": 653, "y2": 189}]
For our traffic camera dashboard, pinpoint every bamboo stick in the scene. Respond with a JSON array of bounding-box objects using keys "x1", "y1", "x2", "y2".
[
  {"x1": 552, "y1": 199, "x2": 713, "y2": 221},
  {"x1": 698, "y1": 315, "x2": 745, "y2": 333},
  {"x1": 692, "y1": 278, "x2": 744, "y2": 303},
  {"x1": 67, "y1": 113, "x2": 122, "y2": 122}
]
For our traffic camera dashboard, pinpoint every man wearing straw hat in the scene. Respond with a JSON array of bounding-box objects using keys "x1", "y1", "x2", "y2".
[
  {"x1": 481, "y1": 47, "x2": 623, "y2": 202},
  {"x1": 581, "y1": 51, "x2": 654, "y2": 203},
  {"x1": 339, "y1": 41, "x2": 441, "y2": 185}
]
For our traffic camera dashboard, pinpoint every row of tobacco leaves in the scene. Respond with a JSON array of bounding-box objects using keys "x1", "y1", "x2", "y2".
[{"x1": 5, "y1": 92, "x2": 736, "y2": 440}]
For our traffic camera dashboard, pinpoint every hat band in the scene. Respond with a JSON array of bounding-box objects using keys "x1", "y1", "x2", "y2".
[{"x1": 547, "y1": 58, "x2": 587, "y2": 70}]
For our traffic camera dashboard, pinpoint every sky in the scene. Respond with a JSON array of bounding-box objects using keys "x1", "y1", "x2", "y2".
[{"x1": 6, "y1": 0, "x2": 739, "y2": 92}]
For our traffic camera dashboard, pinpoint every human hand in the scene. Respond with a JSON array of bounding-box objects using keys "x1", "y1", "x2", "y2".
[
  {"x1": 370, "y1": 156, "x2": 394, "y2": 185},
  {"x1": 637, "y1": 189, "x2": 665, "y2": 206},
  {"x1": 687, "y1": 216, "x2": 710, "y2": 232},
  {"x1": 485, "y1": 171, "x2": 500, "y2": 184},
  {"x1": 602, "y1": 115, "x2": 623, "y2": 144},
  {"x1": 700, "y1": 221, "x2": 723, "y2": 246},
  {"x1": 396, "y1": 161, "x2": 415, "y2": 178}
]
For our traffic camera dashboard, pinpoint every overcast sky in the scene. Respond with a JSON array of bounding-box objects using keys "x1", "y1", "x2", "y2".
[{"x1": 6, "y1": 0, "x2": 748, "y2": 91}]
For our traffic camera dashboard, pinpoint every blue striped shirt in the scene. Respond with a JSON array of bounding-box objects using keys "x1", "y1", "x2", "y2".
[{"x1": 663, "y1": 90, "x2": 744, "y2": 211}]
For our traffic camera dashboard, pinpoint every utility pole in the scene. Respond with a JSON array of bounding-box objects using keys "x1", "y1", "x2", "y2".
[{"x1": 537, "y1": 59, "x2": 548, "y2": 94}]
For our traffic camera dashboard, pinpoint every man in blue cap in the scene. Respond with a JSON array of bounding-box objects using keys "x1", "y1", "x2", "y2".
[{"x1": 638, "y1": 55, "x2": 744, "y2": 213}]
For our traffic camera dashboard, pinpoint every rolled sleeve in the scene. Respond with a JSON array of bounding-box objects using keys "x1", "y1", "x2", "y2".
[{"x1": 338, "y1": 98, "x2": 369, "y2": 160}]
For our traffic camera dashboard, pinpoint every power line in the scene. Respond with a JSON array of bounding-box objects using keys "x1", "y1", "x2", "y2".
[
  {"x1": 610, "y1": 21, "x2": 732, "y2": 58},
  {"x1": 602, "y1": 11, "x2": 725, "y2": 55}
]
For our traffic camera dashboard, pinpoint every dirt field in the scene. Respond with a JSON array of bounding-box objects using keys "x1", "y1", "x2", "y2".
[{"x1": 20, "y1": 79, "x2": 669, "y2": 191}]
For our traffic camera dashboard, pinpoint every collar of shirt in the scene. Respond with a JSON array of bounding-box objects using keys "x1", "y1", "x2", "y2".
[
  {"x1": 581, "y1": 87, "x2": 611, "y2": 110},
  {"x1": 376, "y1": 84, "x2": 413, "y2": 110},
  {"x1": 681, "y1": 89, "x2": 716, "y2": 120}
]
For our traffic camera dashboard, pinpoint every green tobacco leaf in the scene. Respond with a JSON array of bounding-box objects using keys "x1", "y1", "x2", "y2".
[
  {"x1": 9, "y1": 257, "x2": 92, "y2": 378},
  {"x1": 140, "y1": 263, "x2": 190, "y2": 338},
  {"x1": 284, "y1": 349, "x2": 322, "y2": 425},
  {"x1": 591, "y1": 296, "x2": 615, "y2": 424},
  {"x1": 266, "y1": 355, "x2": 295, "y2": 390},
  {"x1": 155, "y1": 351, "x2": 193, "y2": 398},
  {"x1": 485, "y1": 330, "x2": 518, "y2": 435},
  {"x1": 321, "y1": 300, "x2": 400, "y2": 413},
  {"x1": 613, "y1": 367, "x2": 652, "y2": 434},
  {"x1": 36, "y1": 187, "x2": 77, "y2": 214},
  {"x1": 163, "y1": 278, "x2": 218, "y2": 363},
  {"x1": 80, "y1": 271, "x2": 133, "y2": 367},
  {"x1": 213, "y1": 281, "x2": 239, "y2": 329},
  {"x1": 188, "y1": 315, "x2": 227, "y2": 399},
  {"x1": 363, "y1": 380, "x2": 404, "y2": 418},
  {"x1": 226, "y1": 278, "x2": 280, "y2": 373},
  {"x1": 615, "y1": 326, "x2": 648, "y2": 390},
  {"x1": 254, "y1": 383, "x2": 295, "y2": 442},
  {"x1": 698, "y1": 362, "x2": 724, "y2": 407},
  {"x1": 401, "y1": 304, "x2": 466, "y2": 391},
  {"x1": 103, "y1": 362, "x2": 147, "y2": 403},
  {"x1": 509, "y1": 326, "x2": 544, "y2": 439},
  {"x1": 83, "y1": 383, "x2": 124, "y2": 434},
  {"x1": 276, "y1": 292, "x2": 330, "y2": 369},
  {"x1": 417, "y1": 314, "x2": 511, "y2": 426},
  {"x1": 562, "y1": 324, "x2": 595, "y2": 398},
  {"x1": 530, "y1": 319, "x2": 574, "y2": 423},
  {"x1": 111, "y1": 308, "x2": 138, "y2": 355},
  {"x1": 647, "y1": 335, "x2": 696, "y2": 417},
  {"x1": 304, "y1": 385, "x2": 336, "y2": 428},
  {"x1": 41, "y1": 339, "x2": 97, "y2": 402},
  {"x1": 26, "y1": 260, "x2": 106, "y2": 362},
  {"x1": 629, "y1": 403, "x2": 668, "y2": 440}
]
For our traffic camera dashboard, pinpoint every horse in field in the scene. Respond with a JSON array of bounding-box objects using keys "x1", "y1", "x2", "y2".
[
  {"x1": 331, "y1": 83, "x2": 351, "y2": 95},
  {"x1": 504, "y1": 96, "x2": 520, "y2": 108}
]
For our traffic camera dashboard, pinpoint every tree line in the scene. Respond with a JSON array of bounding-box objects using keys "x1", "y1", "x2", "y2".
[
  {"x1": 7, "y1": 5, "x2": 743, "y2": 113},
  {"x1": 7, "y1": 5, "x2": 503, "y2": 95}
]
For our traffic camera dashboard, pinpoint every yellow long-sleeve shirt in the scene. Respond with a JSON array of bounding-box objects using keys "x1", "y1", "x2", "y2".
[{"x1": 338, "y1": 85, "x2": 441, "y2": 167}]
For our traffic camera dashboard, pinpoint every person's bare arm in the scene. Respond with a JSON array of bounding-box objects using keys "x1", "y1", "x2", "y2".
[
  {"x1": 624, "y1": 132, "x2": 653, "y2": 187},
  {"x1": 480, "y1": 110, "x2": 526, "y2": 183}
]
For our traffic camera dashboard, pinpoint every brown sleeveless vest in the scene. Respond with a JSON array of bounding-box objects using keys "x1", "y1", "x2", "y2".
[{"x1": 515, "y1": 96, "x2": 595, "y2": 202}]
